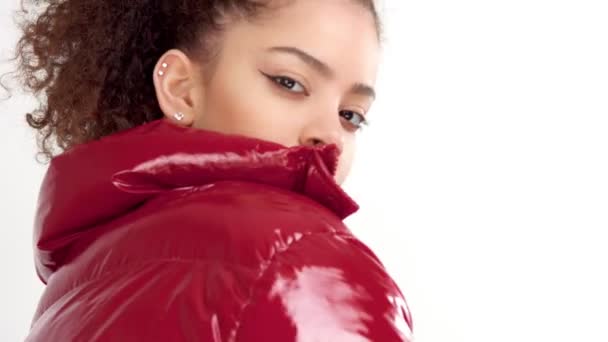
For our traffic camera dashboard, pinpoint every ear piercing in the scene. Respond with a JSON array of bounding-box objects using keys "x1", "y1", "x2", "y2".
[
  {"x1": 159, "y1": 63, "x2": 184, "y2": 122},
  {"x1": 158, "y1": 63, "x2": 184, "y2": 122},
  {"x1": 173, "y1": 112, "x2": 185, "y2": 121},
  {"x1": 158, "y1": 62, "x2": 168, "y2": 76},
  {"x1": 160, "y1": 63, "x2": 184, "y2": 122}
]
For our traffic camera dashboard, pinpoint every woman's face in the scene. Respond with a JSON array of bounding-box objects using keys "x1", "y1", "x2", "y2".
[{"x1": 156, "y1": 0, "x2": 380, "y2": 184}]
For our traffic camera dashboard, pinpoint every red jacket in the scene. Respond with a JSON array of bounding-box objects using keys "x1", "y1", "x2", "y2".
[{"x1": 26, "y1": 120, "x2": 413, "y2": 341}]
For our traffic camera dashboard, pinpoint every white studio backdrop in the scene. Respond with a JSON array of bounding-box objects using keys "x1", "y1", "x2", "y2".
[{"x1": 1, "y1": 1, "x2": 607, "y2": 341}]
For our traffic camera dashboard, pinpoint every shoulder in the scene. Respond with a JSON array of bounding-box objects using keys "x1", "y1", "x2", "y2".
[{"x1": 231, "y1": 227, "x2": 414, "y2": 342}]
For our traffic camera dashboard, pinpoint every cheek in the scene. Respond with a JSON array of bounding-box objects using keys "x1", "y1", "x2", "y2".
[
  {"x1": 196, "y1": 71, "x2": 300, "y2": 146},
  {"x1": 198, "y1": 71, "x2": 262, "y2": 130},
  {"x1": 196, "y1": 73, "x2": 256, "y2": 131}
]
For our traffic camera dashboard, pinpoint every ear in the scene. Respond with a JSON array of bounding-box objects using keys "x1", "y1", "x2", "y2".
[{"x1": 153, "y1": 49, "x2": 204, "y2": 126}]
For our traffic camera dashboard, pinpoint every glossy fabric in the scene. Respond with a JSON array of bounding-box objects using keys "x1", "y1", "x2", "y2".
[{"x1": 26, "y1": 120, "x2": 413, "y2": 341}]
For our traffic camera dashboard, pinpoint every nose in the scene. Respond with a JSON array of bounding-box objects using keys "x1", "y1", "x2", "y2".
[{"x1": 299, "y1": 122, "x2": 344, "y2": 154}]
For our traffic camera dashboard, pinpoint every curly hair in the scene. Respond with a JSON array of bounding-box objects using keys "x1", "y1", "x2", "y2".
[{"x1": 9, "y1": 0, "x2": 380, "y2": 160}]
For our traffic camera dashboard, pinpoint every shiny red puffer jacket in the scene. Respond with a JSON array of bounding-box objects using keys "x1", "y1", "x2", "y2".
[{"x1": 26, "y1": 120, "x2": 413, "y2": 341}]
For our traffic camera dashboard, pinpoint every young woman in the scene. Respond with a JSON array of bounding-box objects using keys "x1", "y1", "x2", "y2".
[{"x1": 13, "y1": 0, "x2": 413, "y2": 340}]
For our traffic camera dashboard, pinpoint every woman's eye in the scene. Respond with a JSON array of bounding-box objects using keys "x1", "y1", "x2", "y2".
[
  {"x1": 340, "y1": 110, "x2": 368, "y2": 131},
  {"x1": 269, "y1": 75, "x2": 306, "y2": 94}
]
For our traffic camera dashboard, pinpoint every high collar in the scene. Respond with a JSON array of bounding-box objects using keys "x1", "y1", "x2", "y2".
[{"x1": 34, "y1": 119, "x2": 359, "y2": 282}]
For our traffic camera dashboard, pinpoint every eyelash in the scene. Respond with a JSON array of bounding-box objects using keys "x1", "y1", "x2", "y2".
[
  {"x1": 262, "y1": 73, "x2": 369, "y2": 131},
  {"x1": 339, "y1": 110, "x2": 369, "y2": 131}
]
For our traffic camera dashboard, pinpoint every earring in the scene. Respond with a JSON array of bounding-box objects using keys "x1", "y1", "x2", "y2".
[
  {"x1": 158, "y1": 62, "x2": 168, "y2": 76},
  {"x1": 173, "y1": 112, "x2": 185, "y2": 121}
]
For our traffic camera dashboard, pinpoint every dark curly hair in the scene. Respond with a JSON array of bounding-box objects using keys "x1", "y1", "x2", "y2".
[{"x1": 9, "y1": 0, "x2": 381, "y2": 160}]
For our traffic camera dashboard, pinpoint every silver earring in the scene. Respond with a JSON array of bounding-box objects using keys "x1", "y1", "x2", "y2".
[
  {"x1": 158, "y1": 62, "x2": 168, "y2": 76},
  {"x1": 173, "y1": 112, "x2": 185, "y2": 121}
]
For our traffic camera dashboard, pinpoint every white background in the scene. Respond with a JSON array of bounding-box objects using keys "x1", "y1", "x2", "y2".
[{"x1": 1, "y1": 1, "x2": 607, "y2": 341}]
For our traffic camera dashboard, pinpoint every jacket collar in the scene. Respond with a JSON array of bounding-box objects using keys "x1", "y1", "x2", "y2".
[{"x1": 34, "y1": 119, "x2": 359, "y2": 282}]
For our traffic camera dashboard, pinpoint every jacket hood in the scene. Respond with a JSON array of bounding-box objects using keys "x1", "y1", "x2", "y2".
[{"x1": 33, "y1": 119, "x2": 359, "y2": 283}]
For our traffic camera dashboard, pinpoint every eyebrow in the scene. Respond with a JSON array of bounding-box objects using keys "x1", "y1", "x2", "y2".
[{"x1": 266, "y1": 46, "x2": 376, "y2": 99}]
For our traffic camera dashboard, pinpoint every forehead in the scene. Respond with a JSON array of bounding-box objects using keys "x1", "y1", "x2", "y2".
[{"x1": 227, "y1": 0, "x2": 381, "y2": 84}]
